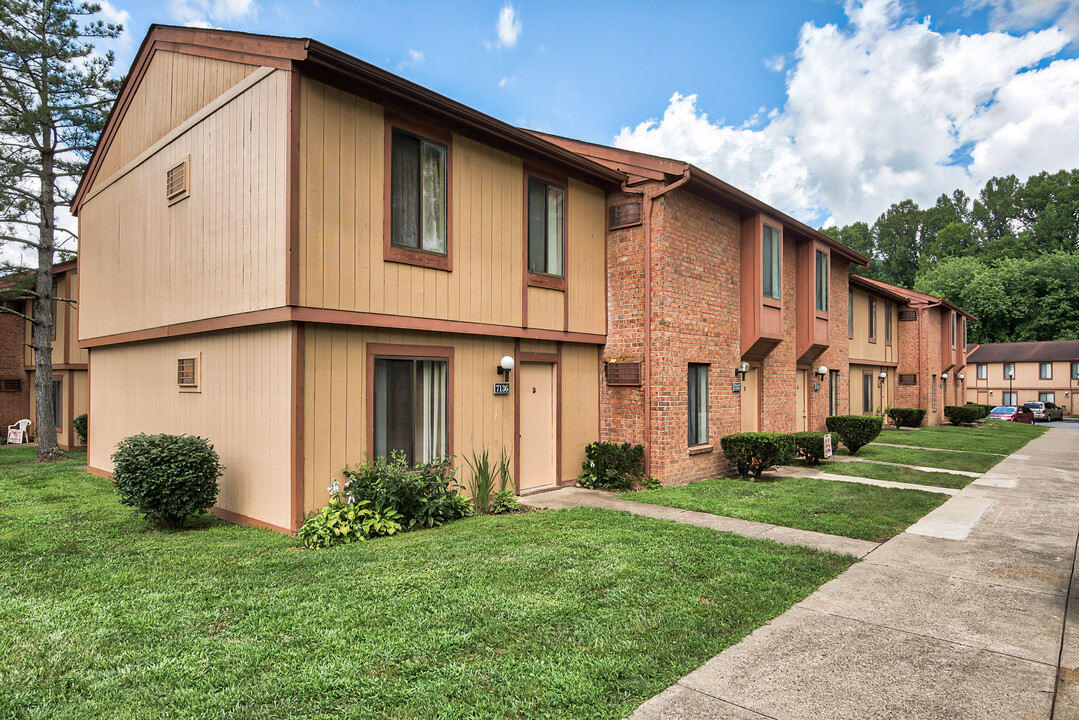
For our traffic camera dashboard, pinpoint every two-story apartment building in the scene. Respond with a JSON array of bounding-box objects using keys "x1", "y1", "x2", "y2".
[
  {"x1": 0, "y1": 261, "x2": 88, "y2": 449},
  {"x1": 532, "y1": 137, "x2": 868, "y2": 484},
  {"x1": 74, "y1": 26, "x2": 622, "y2": 532},
  {"x1": 848, "y1": 274, "x2": 902, "y2": 417},
  {"x1": 966, "y1": 340, "x2": 1079, "y2": 413}
]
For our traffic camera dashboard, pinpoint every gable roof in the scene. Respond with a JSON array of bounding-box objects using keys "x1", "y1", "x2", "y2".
[
  {"x1": 73, "y1": 25, "x2": 624, "y2": 214},
  {"x1": 967, "y1": 341, "x2": 1079, "y2": 364},
  {"x1": 850, "y1": 274, "x2": 976, "y2": 321},
  {"x1": 529, "y1": 131, "x2": 871, "y2": 266}
]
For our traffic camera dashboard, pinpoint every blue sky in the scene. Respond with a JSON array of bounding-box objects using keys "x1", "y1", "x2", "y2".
[{"x1": 96, "y1": 0, "x2": 1079, "y2": 227}]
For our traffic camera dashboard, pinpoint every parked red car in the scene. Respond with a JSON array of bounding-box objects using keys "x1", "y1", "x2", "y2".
[{"x1": 988, "y1": 406, "x2": 1035, "y2": 423}]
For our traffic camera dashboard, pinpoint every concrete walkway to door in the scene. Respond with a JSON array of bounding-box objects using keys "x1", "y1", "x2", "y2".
[{"x1": 628, "y1": 427, "x2": 1079, "y2": 719}]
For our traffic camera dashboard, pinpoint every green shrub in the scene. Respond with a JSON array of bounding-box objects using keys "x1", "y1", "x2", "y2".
[
  {"x1": 490, "y1": 487, "x2": 523, "y2": 514},
  {"x1": 579, "y1": 441, "x2": 644, "y2": 490},
  {"x1": 793, "y1": 431, "x2": 827, "y2": 465},
  {"x1": 825, "y1": 415, "x2": 883, "y2": 456},
  {"x1": 887, "y1": 407, "x2": 926, "y2": 429},
  {"x1": 73, "y1": 413, "x2": 88, "y2": 445},
  {"x1": 343, "y1": 452, "x2": 470, "y2": 530},
  {"x1": 641, "y1": 476, "x2": 662, "y2": 490},
  {"x1": 111, "y1": 433, "x2": 224, "y2": 530},
  {"x1": 298, "y1": 482, "x2": 404, "y2": 549},
  {"x1": 719, "y1": 432, "x2": 795, "y2": 478},
  {"x1": 945, "y1": 405, "x2": 983, "y2": 425},
  {"x1": 464, "y1": 448, "x2": 497, "y2": 513},
  {"x1": 965, "y1": 402, "x2": 992, "y2": 419}
]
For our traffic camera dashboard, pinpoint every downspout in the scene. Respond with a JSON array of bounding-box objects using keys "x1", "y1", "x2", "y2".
[{"x1": 620, "y1": 167, "x2": 691, "y2": 477}]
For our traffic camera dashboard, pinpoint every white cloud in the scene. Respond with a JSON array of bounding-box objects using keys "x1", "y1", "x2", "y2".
[
  {"x1": 396, "y1": 48, "x2": 424, "y2": 72},
  {"x1": 169, "y1": 0, "x2": 258, "y2": 28},
  {"x1": 495, "y1": 4, "x2": 522, "y2": 49},
  {"x1": 967, "y1": 0, "x2": 1079, "y2": 38},
  {"x1": 614, "y1": 0, "x2": 1079, "y2": 226}
]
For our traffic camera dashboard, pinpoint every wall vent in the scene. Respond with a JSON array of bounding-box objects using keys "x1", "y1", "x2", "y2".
[
  {"x1": 898, "y1": 373, "x2": 917, "y2": 385},
  {"x1": 606, "y1": 361, "x2": 642, "y2": 386},
  {"x1": 608, "y1": 201, "x2": 643, "y2": 230},
  {"x1": 898, "y1": 310, "x2": 917, "y2": 321},
  {"x1": 0, "y1": 379, "x2": 21, "y2": 392}
]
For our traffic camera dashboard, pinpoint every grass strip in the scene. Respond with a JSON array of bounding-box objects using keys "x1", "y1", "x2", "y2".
[
  {"x1": 0, "y1": 448, "x2": 853, "y2": 720},
  {"x1": 620, "y1": 476, "x2": 947, "y2": 542},
  {"x1": 817, "y1": 459, "x2": 973, "y2": 490},
  {"x1": 875, "y1": 421, "x2": 1046, "y2": 455},
  {"x1": 839, "y1": 444, "x2": 1000, "y2": 473}
]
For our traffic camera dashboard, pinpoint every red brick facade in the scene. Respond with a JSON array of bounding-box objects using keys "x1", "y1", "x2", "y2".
[{"x1": 0, "y1": 305, "x2": 30, "y2": 433}]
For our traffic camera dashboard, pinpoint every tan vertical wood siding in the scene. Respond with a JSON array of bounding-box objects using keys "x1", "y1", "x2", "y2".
[
  {"x1": 92, "y1": 51, "x2": 257, "y2": 191},
  {"x1": 297, "y1": 78, "x2": 606, "y2": 335},
  {"x1": 79, "y1": 70, "x2": 289, "y2": 340},
  {"x1": 560, "y1": 343, "x2": 599, "y2": 482},
  {"x1": 87, "y1": 325, "x2": 293, "y2": 529}
]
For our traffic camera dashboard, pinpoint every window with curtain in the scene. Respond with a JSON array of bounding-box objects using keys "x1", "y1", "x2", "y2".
[
  {"x1": 373, "y1": 357, "x2": 448, "y2": 465},
  {"x1": 848, "y1": 292, "x2": 854, "y2": 336},
  {"x1": 885, "y1": 303, "x2": 892, "y2": 343},
  {"x1": 815, "y1": 249, "x2": 828, "y2": 311},
  {"x1": 1040, "y1": 363, "x2": 1052, "y2": 380},
  {"x1": 762, "y1": 224, "x2": 781, "y2": 299},
  {"x1": 1003, "y1": 391, "x2": 1017, "y2": 406},
  {"x1": 977, "y1": 364, "x2": 987, "y2": 379},
  {"x1": 829, "y1": 369, "x2": 839, "y2": 416},
  {"x1": 869, "y1": 298, "x2": 877, "y2": 341},
  {"x1": 527, "y1": 177, "x2": 564, "y2": 277},
  {"x1": 390, "y1": 129, "x2": 447, "y2": 254},
  {"x1": 862, "y1": 373, "x2": 873, "y2": 414},
  {"x1": 1003, "y1": 363, "x2": 1015, "y2": 379},
  {"x1": 688, "y1": 364, "x2": 709, "y2": 445},
  {"x1": 1040, "y1": 392, "x2": 1056, "y2": 403}
]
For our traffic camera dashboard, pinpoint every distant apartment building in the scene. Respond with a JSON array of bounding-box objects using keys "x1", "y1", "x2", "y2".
[{"x1": 966, "y1": 341, "x2": 1079, "y2": 413}]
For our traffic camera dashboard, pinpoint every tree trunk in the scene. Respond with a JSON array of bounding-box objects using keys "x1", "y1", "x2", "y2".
[{"x1": 34, "y1": 121, "x2": 61, "y2": 461}]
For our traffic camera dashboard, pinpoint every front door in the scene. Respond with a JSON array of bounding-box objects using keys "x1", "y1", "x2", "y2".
[
  {"x1": 519, "y1": 362, "x2": 556, "y2": 491},
  {"x1": 740, "y1": 367, "x2": 759, "y2": 432},
  {"x1": 796, "y1": 369, "x2": 807, "y2": 431}
]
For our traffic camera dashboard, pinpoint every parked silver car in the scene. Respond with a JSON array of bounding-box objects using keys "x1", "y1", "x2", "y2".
[{"x1": 1023, "y1": 401, "x2": 1064, "y2": 422}]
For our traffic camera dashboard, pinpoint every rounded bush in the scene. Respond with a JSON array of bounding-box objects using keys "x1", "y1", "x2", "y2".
[
  {"x1": 945, "y1": 405, "x2": 983, "y2": 425},
  {"x1": 73, "y1": 413, "x2": 88, "y2": 445},
  {"x1": 965, "y1": 402, "x2": 992, "y2": 419},
  {"x1": 793, "y1": 431, "x2": 827, "y2": 465},
  {"x1": 825, "y1": 415, "x2": 883, "y2": 456},
  {"x1": 720, "y1": 432, "x2": 795, "y2": 478},
  {"x1": 111, "y1": 433, "x2": 224, "y2": 530},
  {"x1": 887, "y1": 407, "x2": 926, "y2": 429}
]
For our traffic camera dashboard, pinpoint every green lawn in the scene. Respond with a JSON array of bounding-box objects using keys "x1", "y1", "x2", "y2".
[
  {"x1": 619, "y1": 476, "x2": 947, "y2": 542},
  {"x1": 838, "y1": 444, "x2": 1001, "y2": 473},
  {"x1": 876, "y1": 421, "x2": 1046, "y2": 455},
  {"x1": 817, "y1": 460, "x2": 973, "y2": 490},
  {"x1": 0, "y1": 447, "x2": 853, "y2": 720}
]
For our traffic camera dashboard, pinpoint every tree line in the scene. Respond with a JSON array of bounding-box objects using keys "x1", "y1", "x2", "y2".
[{"x1": 822, "y1": 169, "x2": 1079, "y2": 344}]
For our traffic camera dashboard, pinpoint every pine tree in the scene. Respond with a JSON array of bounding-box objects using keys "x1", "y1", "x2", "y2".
[{"x1": 0, "y1": 0, "x2": 121, "y2": 460}]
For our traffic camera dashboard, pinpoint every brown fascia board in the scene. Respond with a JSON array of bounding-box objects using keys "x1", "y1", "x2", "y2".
[
  {"x1": 528, "y1": 131, "x2": 685, "y2": 183},
  {"x1": 299, "y1": 43, "x2": 623, "y2": 189},
  {"x1": 73, "y1": 26, "x2": 622, "y2": 214},
  {"x1": 848, "y1": 273, "x2": 909, "y2": 303},
  {"x1": 853, "y1": 274, "x2": 977, "y2": 322}
]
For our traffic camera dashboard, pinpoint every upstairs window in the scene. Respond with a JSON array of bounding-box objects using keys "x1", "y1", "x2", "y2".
[
  {"x1": 977, "y1": 363, "x2": 987, "y2": 380},
  {"x1": 1003, "y1": 363, "x2": 1015, "y2": 379},
  {"x1": 951, "y1": 313, "x2": 957, "y2": 346},
  {"x1": 390, "y1": 128, "x2": 447, "y2": 256},
  {"x1": 1040, "y1": 362, "x2": 1052, "y2": 380},
  {"x1": 848, "y1": 293, "x2": 854, "y2": 336},
  {"x1": 868, "y1": 298, "x2": 877, "y2": 342},
  {"x1": 527, "y1": 177, "x2": 564, "y2": 278},
  {"x1": 762, "y1": 224, "x2": 781, "y2": 300},
  {"x1": 1072, "y1": 362, "x2": 1079, "y2": 380},
  {"x1": 815, "y1": 249, "x2": 828, "y2": 312},
  {"x1": 885, "y1": 302, "x2": 893, "y2": 343}
]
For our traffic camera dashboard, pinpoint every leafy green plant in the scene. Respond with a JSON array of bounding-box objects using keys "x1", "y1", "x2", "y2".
[
  {"x1": 944, "y1": 405, "x2": 983, "y2": 425},
  {"x1": 343, "y1": 453, "x2": 469, "y2": 530},
  {"x1": 965, "y1": 402, "x2": 993, "y2": 419},
  {"x1": 641, "y1": 476, "x2": 662, "y2": 491},
  {"x1": 719, "y1": 433, "x2": 795, "y2": 478},
  {"x1": 579, "y1": 441, "x2": 644, "y2": 490},
  {"x1": 490, "y1": 488, "x2": 523, "y2": 514},
  {"x1": 297, "y1": 481, "x2": 403, "y2": 550},
  {"x1": 73, "y1": 413, "x2": 88, "y2": 445},
  {"x1": 825, "y1": 415, "x2": 883, "y2": 456},
  {"x1": 792, "y1": 431, "x2": 827, "y2": 465},
  {"x1": 111, "y1": 433, "x2": 224, "y2": 530},
  {"x1": 887, "y1": 407, "x2": 926, "y2": 428},
  {"x1": 465, "y1": 448, "x2": 497, "y2": 514}
]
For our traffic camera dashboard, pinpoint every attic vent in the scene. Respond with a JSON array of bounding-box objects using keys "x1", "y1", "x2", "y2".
[
  {"x1": 166, "y1": 160, "x2": 188, "y2": 204},
  {"x1": 608, "y1": 201, "x2": 643, "y2": 230},
  {"x1": 898, "y1": 374, "x2": 917, "y2": 385},
  {"x1": 606, "y1": 361, "x2": 642, "y2": 386},
  {"x1": 0, "y1": 379, "x2": 21, "y2": 392},
  {"x1": 898, "y1": 310, "x2": 917, "y2": 321},
  {"x1": 177, "y1": 357, "x2": 198, "y2": 388}
]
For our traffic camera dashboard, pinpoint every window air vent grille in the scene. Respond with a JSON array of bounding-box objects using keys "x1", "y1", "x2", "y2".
[
  {"x1": 608, "y1": 201, "x2": 643, "y2": 230},
  {"x1": 898, "y1": 374, "x2": 917, "y2": 385},
  {"x1": 606, "y1": 361, "x2": 642, "y2": 386},
  {"x1": 898, "y1": 310, "x2": 917, "y2": 321}
]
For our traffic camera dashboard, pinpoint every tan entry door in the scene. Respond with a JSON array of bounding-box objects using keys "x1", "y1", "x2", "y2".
[
  {"x1": 740, "y1": 368, "x2": 759, "y2": 432},
  {"x1": 519, "y1": 362, "x2": 556, "y2": 491},
  {"x1": 796, "y1": 369, "x2": 807, "y2": 432}
]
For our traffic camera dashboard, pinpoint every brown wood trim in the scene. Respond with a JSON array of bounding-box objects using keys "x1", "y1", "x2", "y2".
[
  {"x1": 290, "y1": 323, "x2": 305, "y2": 531},
  {"x1": 63, "y1": 278, "x2": 71, "y2": 365},
  {"x1": 521, "y1": 177, "x2": 529, "y2": 328},
  {"x1": 210, "y1": 505, "x2": 294, "y2": 535},
  {"x1": 513, "y1": 338, "x2": 521, "y2": 493},
  {"x1": 526, "y1": 273, "x2": 567, "y2": 291},
  {"x1": 556, "y1": 342, "x2": 564, "y2": 486},
  {"x1": 364, "y1": 343, "x2": 455, "y2": 462},
  {"x1": 382, "y1": 112, "x2": 453, "y2": 272},
  {"x1": 88, "y1": 465, "x2": 110, "y2": 480},
  {"x1": 849, "y1": 358, "x2": 899, "y2": 367},
  {"x1": 517, "y1": 351, "x2": 559, "y2": 362},
  {"x1": 79, "y1": 307, "x2": 293, "y2": 348},
  {"x1": 86, "y1": 351, "x2": 91, "y2": 459},
  {"x1": 153, "y1": 40, "x2": 293, "y2": 70},
  {"x1": 58, "y1": 442, "x2": 87, "y2": 451},
  {"x1": 286, "y1": 65, "x2": 301, "y2": 306},
  {"x1": 66, "y1": 369, "x2": 74, "y2": 445},
  {"x1": 24, "y1": 363, "x2": 88, "y2": 371}
]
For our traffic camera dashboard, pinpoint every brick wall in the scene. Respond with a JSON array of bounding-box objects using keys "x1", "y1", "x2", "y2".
[
  {"x1": 810, "y1": 261, "x2": 851, "y2": 427},
  {"x1": 0, "y1": 308, "x2": 30, "y2": 432}
]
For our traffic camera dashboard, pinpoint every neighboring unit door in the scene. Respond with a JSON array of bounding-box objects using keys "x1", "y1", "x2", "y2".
[
  {"x1": 740, "y1": 367, "x2": 759, "y2": 432},
  {"x1": 519, "y1": 362, "x2": 556, "y2": 491},
  {"x1": 796, "y1": 369, "x2": 807, "y2": 432}
]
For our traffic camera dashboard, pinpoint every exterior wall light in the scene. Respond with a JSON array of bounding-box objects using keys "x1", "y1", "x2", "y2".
[
  {"x1": 735, "y1": 361, "x2": 750, "y2": 382},
  {"x1": 815, "y1": 365, "x2": 828, "y2": 381},
  {"x1": 496, "y1": 355, "x2": 514, "y2": 378},
  {"x1": 940, "y1": 372, "x2": 949, "y2": 388},
  {"x1": 878, "y1": 371, "x2": 887, "y2": 388}
]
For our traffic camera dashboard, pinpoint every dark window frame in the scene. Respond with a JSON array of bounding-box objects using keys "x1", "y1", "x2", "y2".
[
  {"x1": 977, "y1": 363, "x2": 987, "y2": 380},
  {"x1": 885, "y1": 302, "x2": 892, "y2": 344},
  {"x1": 525, "y1": 170, "x2": 567, "y2": 290},
  {"x1": 868, "y1": 297, "x2": 877, "y2": 343},
  {"x1": 688, "y1": 363, "x2": 709, "y2": 446},
  {"x1": 762, "y1": 224, "x2": 781, "y2": 301},
  {"x1": 815, "y1": 249, "x2": 828, "y2": 312},
  {"x1": 1040, "y1": 362, "x2": 1052, "y2": 380},
  {"x1": 862, "y1": 372, "x2": 873, "y2": 414}
]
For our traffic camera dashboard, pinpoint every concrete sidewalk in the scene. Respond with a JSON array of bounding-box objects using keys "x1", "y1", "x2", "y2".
[{"x1": 630, "y1": 427, "x2": 1079, "y2": 720}]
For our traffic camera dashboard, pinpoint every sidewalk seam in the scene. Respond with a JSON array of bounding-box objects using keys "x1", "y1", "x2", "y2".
[{"x1": 1050, "y1": 516, "x2": 1079, "y2": 718}]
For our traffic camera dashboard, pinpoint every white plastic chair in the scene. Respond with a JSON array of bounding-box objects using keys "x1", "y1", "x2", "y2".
[{"x1": 6, "y1": 419, "x2": 30, "y2": 444}]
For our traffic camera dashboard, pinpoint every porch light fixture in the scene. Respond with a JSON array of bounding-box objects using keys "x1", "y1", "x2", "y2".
[
  {"x1": 496, "y1": 355, "x2": 514, "y2": 378},
  {"x1": 878, "y1": 371, "x2": 887, "y2": 388},
  {"x1": 940, "y1": 372, "x2": 949, "y2": 388},
  {"x1": 735, "y1": 361, "x2": 750, "y2": 382},
  {"x1": 815, "y1": 365, "x2": 828, "y2": 381}
]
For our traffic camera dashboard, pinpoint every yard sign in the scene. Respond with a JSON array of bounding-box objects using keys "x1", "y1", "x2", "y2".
[{"x1": 823, "y1": 433, "x2": 833, "y2": 459}]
